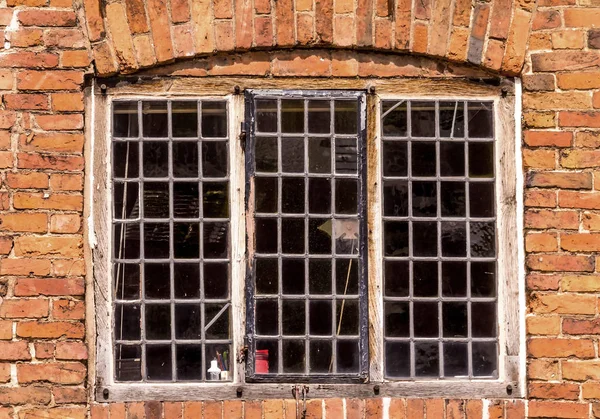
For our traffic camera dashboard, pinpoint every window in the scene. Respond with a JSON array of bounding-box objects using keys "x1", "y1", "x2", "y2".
[{"x1": 93, "y1": 81, "x2": 521, "y2": 399}]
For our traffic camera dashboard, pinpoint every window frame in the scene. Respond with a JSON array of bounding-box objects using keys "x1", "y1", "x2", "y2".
[{"x1": 87, "y1": 77, "x2": 524, "y2": 401}]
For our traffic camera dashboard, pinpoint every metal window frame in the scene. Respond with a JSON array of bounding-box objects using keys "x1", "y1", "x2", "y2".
[{"x1": 87, "y1": 77, "x2": 524, "y2": 402}]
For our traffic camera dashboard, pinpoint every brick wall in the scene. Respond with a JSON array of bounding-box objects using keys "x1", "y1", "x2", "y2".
[{"x1": 0, "y1": 0, "x2": 598, "y2": 416}]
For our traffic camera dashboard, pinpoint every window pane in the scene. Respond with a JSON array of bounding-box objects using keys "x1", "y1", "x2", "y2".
[
  {"x1": 113, "y1": 102, "x2": 139, "y2": 137},
  {"x1": 112, "y1": 100, "x2": 231, "y2": 383}
]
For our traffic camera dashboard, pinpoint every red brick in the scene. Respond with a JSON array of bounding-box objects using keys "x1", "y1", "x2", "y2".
[
  {"x1": 560, "y1": 111, "x2": 600, "y2": 128},
  {"x1": 17, "y1": 321, "x2": 84, "y2": 339},
  {"x1": 5, "y1": 172, "x2": 49, "y2": 189},
  {"x1": 525, "y1": 190, "x2": 557, "y2": 208},
  {"x1": 18, "y1": 151, "x2": 84, "y2": 172},
  {"x1": 50, "y1": 214, "x2": 80, "y2": 234},
  {"x1": 17, "y1": 70, "x2": 83, "y2": 91},
  {"x1": 50, "y1": 173, "x2": 83, "y2": 191},
  {"x1": 532, "y1": 51, "x2": 600, "y2": 72},
  {"x1": 20, "y1": 407, "x2": 86, "y2": 419},
  {"x1": 0, "y1": 299, "x2": 49, "y2": 318},
  {"x1": 525, "y1": 209, "x2": 579, "y2": 229},
  {"x1": 526, "y1": 232, "x2": 558, "y2": 252},
  {"x1": 0, "y1": 386, "x2": 51, "y2": 405},
  {"x1": 18, "y1": 10, "x2": 76, "y2": 26},
  {"x1": 528, "y1": 337, "x2": 595, "y2": 358},
  {"x1": 524, "y1": 131, "x2": 573, "y2": 147},
  {"x1": 527, "y1": 172, "x2": 592, "y2": 189},
  {"x1": 14, "y1": 236, "x2": 82, "y2": 258},
  {"x1": 18, "y1": 362, "x2": 86, "y2": 384},
  {"x1": 35, "y1": 114, "x2": 83, "y2": 131},
  {"x1": 528, "y1": 401, "x2": 588, "y2": 418},
  {"x1": 34, "y1": 342, "x2": 54, "y2": 359},
  {"x1": 20, "y1": 133, "x2": 84, "y2": 154},
  {"x1": 14, "y1": 192, "x2": 83, "y2": 211},
  {"x1": 532, "y1": 10, "x2": 561, "y2": 30},
  {"x1": 53, "y1": 386, "x2": 86, "y2": 404},
  {"x1": 0, "y1": 341, "x2": 30, "y2": 361},
  {"x1": 347, "y1": 399, "x2": 365, "y2": 419},
  {"x1": 530, "y1": 292, "x2": 597, "y2": 314},
  {"x1": 560, "y1": 191, "x2": 600, "y2": 209},
  {"x1": 273, "y1": 52, "x2": 331, "y2": 77},
  {"x1": 0, "y1": 213, "x2": 47, "y2": 233},
  {"x1": 0, "y1": 258, "x2": 51, "y2": 276},
  {"x1": 52, "y1": 299, "x2": 85, "y2": 320},
  {"x1": 527, "y1": 254, "x2": 594, "y2": 272},
  {"x1": 561, "y1": 149, "x2": 600, "y2": 168},
  {"x1": 14, "y1": 278, "x2": 85, "y2": 297}
]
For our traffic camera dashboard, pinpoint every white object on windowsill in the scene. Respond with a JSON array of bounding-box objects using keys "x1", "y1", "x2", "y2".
[{"x1": 208, "y1": 359, "x2": 221, "y2": 381}]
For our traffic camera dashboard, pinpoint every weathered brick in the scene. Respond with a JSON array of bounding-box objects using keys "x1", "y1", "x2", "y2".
[
  {"x1": 17, "y1": 321, "x2": 84, "y2": 339},
  {"x1": 530, "y1": 292, "x2": 597, "y2": 314},
  {"x1": 528, "y1": 337, "x2": 595, "y2": 358},
  {"x1": 15, "y1": 278, "x2": 85, "y2": 297}
]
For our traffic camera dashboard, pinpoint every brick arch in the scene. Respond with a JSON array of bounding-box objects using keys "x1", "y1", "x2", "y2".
[{"x1": 82, "y1": 0, "x2": 537, "y2": 77}]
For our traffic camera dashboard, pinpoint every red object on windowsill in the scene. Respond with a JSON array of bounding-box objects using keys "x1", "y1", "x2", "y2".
[{"x1": 256, "y1": 349, "x2": 269, "y2": 374}]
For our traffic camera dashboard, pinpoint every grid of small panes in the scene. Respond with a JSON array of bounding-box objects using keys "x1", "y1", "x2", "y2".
[
  {"x1": 111, "y1": 100, "x2": 232, "y2": 382},
  {"x1": 381, "y1": 100, "x2": 498, "y2": 379}
]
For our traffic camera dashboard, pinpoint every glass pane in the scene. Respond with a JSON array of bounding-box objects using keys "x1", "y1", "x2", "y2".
[
  {"x1": 282, "y1": 258, "x2": 304, "y2": 294},
  {"x1": 337, "y1": 340, "x2": 359, "y2": 373},
  {"x1": 204, "y1": 263, "x2": 229, "y2": 299},
  {"x1": 256, "y1": 258, "x2": 278, "y2": 295},
  {"x1": 174, "y1": 183, "x2": 199, "y2": 218},
  {"x1": 444, "y1": 342, "x2": 468, "y2": 377},
  {"x1": 440, "y1": 182, "x2": 465, "y2": 217},
  {"x1": 384, "y1": 261, "x2": 409, "y2": 297},
  {"x1": 256, "y1": 340, "x2": 278, "y2": 374},
  {"x1": 471, "y1": 261, "x2": 496, "y2": 297},
  {"x1": 439, "y1": 101, "x2": 464, "y2": 137},
  {"x1": 412, "y1": 142, "x2": 436, "y2": 176},
  {"x1": 172, "y1": 101, "x2": 198, "y2": 137},
  {"x1": 282, "y1": 178, "x2": 304, "y2": 213},
  {"x1": 385, "y1": 302, "x2": 409, "y2": 337},
  {"x1": 441, "y1": 222, "x2": 467, "y2": 257},
  {"x1": 335, "y1": 138, "x2": 357, "y2": 174},
  {"x1": 281, "y1": 99, "x2": 304, "y2": 133},
  {"x1": 282, "y1": 300, "x2": 305, "y2": 335},
  {"x1": 383, "y1": 142, "x2": 407, "y2": 177},
  {"x1": 143, "y1": 142, "x2": 169, "y2": 177},
  {"x1": 114, "y1": 263, "x2": 140, "y2": 299},
  {"x1": 114, "y1": 222, "x2": 140, "y2": 259},
  {"x1": 309, "y1": 178, "x2": 331, "y2": 214},
  {"x1": 413, "y1": 261, "x2": 438, "y2": 297},
  {"x1": 114, "y1": 182, "x2": 139, "y2": 220},
  {"x1": 472, "y1": 302, "x2": 497, "y2": 338},
  {"x1": 281, "y1": 137, "x2": 304, "y2": 173},
  {"x1": 415, "y1": 342, "x2": 439, "y2": 377},
  {"x1": 336, "y1": 258, "x2": 358, "y2": 295},
  {"x1": 256, "y1": 218, "x2": 277, "y2": 253},
  {"x1": 146, "y1": 345, "x2": 172, "y2": 380},
  {"x1": 309, "y1": 260, "x2": 331, "y2": 294},
  {"x1": 174, "y1": 223, "x2": 200, "y2": 259},
  {"x1": 310, "y1": 341, "x2": 332, "y2": 373},
  {"x1": 175, "y1": 304, "x2": 201, "y2": 339},
  {"x1": 334, "y1": 100, "x2": 357, "y2": 134},
  {"x1": 173, "y1": 142, "x2": 198, "y2": 178},
  {"x1": 336, "y1": 299, "x2": 359, "y2": 335},
  {"x1": 308, "y1": 100, "x2": 330, "y2": 134},
  {"x1": 308, "y1": 138, "x2": 331, "y2": 173},
  {"x1": 469, "y1": 142, "x2": 494, "y2": 178},
  {"x1": 442, "y1": 261, "x2": 467, "y2": 297},
  {"x1": 174, "y1": 263, "x2": 200, "y2": 298},
  {"x1": 468, "y1": 102, "x2": 493, "y2": 138},
  {"x1": 256, "y1": 99, "x2": 277, "y2": 133},
  {"x1": 142, "y1": 101, "x2": 168, "y2": 137},
  {"x1": 113, "y1": 102, "x2": 139, "y2": 137},
  {"x1": 143, "y1": 183, "x2": 169, "y2": 218},
  {"x1": 412, "y1": 181, "x2": 437, "y2": 217},
  {"x1": 203, "y1": 182, "x2": 228, "y2": 218},
  {"x1": 255, "y1": 177, "x2": 278, "y2": 213},
  {"x1": 385, "y1": 342, "x2": 410, "y2": 377},
  {"x1": 383, "y1": 180, "x2": 408, "y2": 217},
  {"x1": 116, "y1": 344, "x2": 142, "y2": 381},
  {"x1": 202, "y1": 141, "x2": 228, "y2": 178},
  {"x1": 205, "y1": 304, "x2": 230, "y2": 339},
  {"x1": 256, "y1": 300, "x2": 278, "y2": 335},
  {"x1": 309, "y1": 301, "x2": 332, "y2": 335},
  {"x1": 115, "y1": 304, "x2": 140, "y2": 340},
  {"x1": 255, "y1": 137, "x2": 278, "y2": 173},
  {"x1": 470, "y1": 183, "x2": 495, "y2": 217},
  {"x1": 412, "y1": 221, "x2": 437, "y2": 257},
  {"x1": 411, "y1": 101, "x2": 435, "y2": 137},
  {"x1": 146, "y1": 304, "x2": 171, "y2": 340},
  {"x1": 472, "y1": 342, "x2": 497, "y2": 376},
  {"x1": 283, "y1": 340, "x2": 305, "y2": 373},
  {"x1": 176, "y1": 345, "x2": 202, "y2": 380},
  {"x1": 205, "y1": 343, "x2": 231, "y2": 380},
  {"x1": 144, "y1": 223, "x2": 170, "y2": 258},
  {"x1": 203, "y1": 223, "x2": 228, "y2": 258},
  {"x1": 470, "y1": 221, "x2": 496, "y2": 257},
  {"x1": 144, "y1": 263, "x2": 170, "y2": 298},
  {"x1": 384, "y1": 221, "x2": 408, "y2": 257},
  {"x1": 308, "y1": 218, "x2": 331, "y2": 254},
  {"x1": 440, "y1": 142, "x2": 464, "y2": 177},
  {"x1": 443, "y1": 302, "x2": 467, "y2": 338},
  {"x1": 282, "y1": 219, "x2": 304, "y2": 254},
  {"x1": 382, "y1": 101, "x2": 407, "y2": 136},
  {"x1": 202, "y1": 101, "x2": 227, "y2": 138},
  {"x1": 413, "y1": 302, "x2": 438, "y2": 337},
  {"x1": 113, "y1": 141, "x2": 139, "y2": 178},
  {"x1": 335, "y1": 179, "x2": 357, "y2": 214}
]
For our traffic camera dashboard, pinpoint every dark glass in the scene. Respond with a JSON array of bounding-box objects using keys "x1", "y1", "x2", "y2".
[
  {"x1": 282, "y1": 258, "x2": 304, "y2": 294},
  {"x1": 335, "y1": 179, "x2": 357, "y2": 214},
  {"x1": 204, "y1": 263, "x2": 229, "y2": 299},
  {"x1": 334, "y1": 100, "x2": 357, "y2": 134},
  {"x1": 202, "y1": 141, "x2": 228, "y2": 178},
  {"x1": 309, "y1": 178, "x2": 331, "y2": 214},
  {"x1": 470, "y1": 221, "x2": 496, "y2": 257},
  {"x1": 282, "y1": 300, "x2": 305, "y2": 335},
  {"x1": 205, "y1": 304, "x2": 230, "y2": 339},
  {"x1": 411, "y1": 101, "x2": 436, "y2": 137},
  {"x1": 144, "y1": 182, "x2": 169, "y2": 218},
  {"x1": 146, "y1": 304, "x2": 171, "y2": 340},
  {"x1": 143, "y1": 142, "x2": 169, "y2": 177},
  {"x1": 203, "y1": 222, "x2": 228, "y2": 258},
  {"x1": 202, "y1": 101, "x2": 227, "y2": 138},
  {"x1": 308, "y1": 138, "x2": 331, "y2": 173},
  {"x1": 309, "y1": 260, "x2": 331, "y2": 294},
  {"x1": 335, "y1": 138, "x2": 357, "y2": 174},
  {"x1": 255, "y1": 258, "x2": 278, "y2": 294},
  {"x1": 114, "y1": 222, "x2": 140, "y2": 259},
  {"x1": 383, "y1": 180, "x2": 408, "y2": 217},
  {"x1": 176, "y1": 345, "x2": 202, "y2": 380},
  {"x1": 255, "y1": 137, "x2": 278, "y2": 173},
  {"x1": 468, "y1": 102, "x2": 493, "y2": 138},
  {"x1": 144, "y1": 223, "x2": 170, "y2": 258},
  {"x1": 144, "y1": 263, "x2": 170, "y2": 298},
  {"x1": 336, "y1": 259, "x2": 358, "y2": 295},
  {"x1": 308, "y1": 218, "x2": 331, "y2": 254},
  {"x1": 472, "y1": 302, "x2": 497, "y2": 338},
  {"x1": 439, "y1": 101, "x2": 465, "y2": 137},
  {"x1": 282, "y1": 219, "x2": 305, "y2": 254},
  {"x1": 114, "y1": 263, "x2": 140, "y2": 299},
  {"x1": 174, "y1": 263, "x2": 200, "y2": 299},
  {"x1": 413, "y1": 261, "x2": 438, "y2": 297},
  {"x1": 175, "y1": 304, "x2": 201, "y2": 339},
  {"x1": 113, "y1": 102, "x2": 139, "y2": 138},
  {"x1": 470, "y1": 182, "x2": 495, "y2": 217},
  {"x1": 256, "y1": 99, "x2": 277, "y2": 133},
  {"x1": 113, "y1": 141, "x2": 139, "y2": 178},
  {"x1": 114, "y1": 182, "x2": 139, "y2": 220},
  {"x1": 337, "y1": 340, "x2": 359, "y2": 373},
  {"x1": 385, "y1": 302, "x2": 409, "y2": 337},
  {"x1": 441, "y1": 182, "x2": 465, "y2": 217},
  {"x1": 282, "y1": 178, "x2": 305, "y2": 214},
  {"x1": 440, "y1": 142, "x2": 465, "y2": 176},
  {"x1": 310, "y1": 300, "x2": 332, "y2": 335},
  {"x1": 412, "y1": 181, "x2": 437, "y2": 217},
  {"x1": 336, "y1": 299, "x2": 359, "y2": 335},
  {"x1": 382, "y1": 101, "x2": 408, "y2": 136},
  {"x1": 283, "y1": 340, "x2": 305, "y2": 373},
  {"x1": 413, "y1": 302, "x2": 438, "y2": 337},
  {"x1": 172, "y1": 101, "x2": 198, "y2": 137},
  {"x1": 384, "y1": 221, "x2": 409, "y2": 256},
  {"x1": 384, "y1": 261, "x2": 409, "y2": 297},
  {"x1": 115, "y1": 344, "x2": 142, "y2": 381},
  {"x1": 174, "y1": 223, "x2": 200, "y2": 259},
  {"x1": 411, "y1": 142, "x2": 436, "y2": 176},
  {"x1": 469, "y1": 142, "x2": 494, "y2": 178},
  {"x1": 256, "y1": 340, "x2": 278, "y2": 374},
  {"x1": 471, "y1": 261, "x2": 496, "y2": 297},
  {"x1": 173, "y1": 142, "x2": 198, "y2": 177},
  {"x1": 310, "y1": 341, "x2": 332, "y2": 373},
  {"x1": 256, "y1": 218, "x2": 277, "y2": 253},
  {"x1": 442, "y1": 261, "x2": 467, "y2": 297},
  {"x1": 115, "y1": 304, "x2": 141, "y2": 340},
  {"x1": 443, "y1": 302, "x2": 467, "y2": 338},
  {"x1": 383, "y1": 142, "x2": 408, "y2": 177},
  {"x1": 281, "y1": 137, "x2": 304, "y2": 173},
  {"x1": 255, "y1": 177, "x2": 278, "y2": 213},
  {"x1": 472, "y1": 342, "x2": 497, "y2": 376},
  {"x1": 142, "y1": 101, "x2": 168, "y2": 137},
  {"x1": 173, "y1": 182, "x2": 199, "y2": 218},
  {"x1": 281, "y1": 99, "x2": 304, "y2": 133},
  {"x1": 203, "y1": 182, "x2": 229, "y2": 218},
  {"x1": 444, "y1": 342, "x2": 468, "y2": 377},
  {"x1": 146, "y1": 345, "x2": 172, "y2": 380},
  {"x1": 415, "y1": 341, "x2": 439, "y2": 377},
  {"x1": 385, "y1": 342, "x2": 410, "y2": 377},
  {"x1": 441, "y1": 222, "x2": 467, "y2": 257},
  {"x1": 413, "y1": 222, "x2": 437, "y2": 257},
  {"x1": 256, "y1": 300, "x2": 278, "y2": 335},
  {"x1": 308, "y1": 100, "x2": 330, "y2": 134}
]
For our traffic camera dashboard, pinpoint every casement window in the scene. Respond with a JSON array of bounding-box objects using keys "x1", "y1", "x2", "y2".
[{"x1": 91, "y1": 80, "x2": 523, "y2": 400}]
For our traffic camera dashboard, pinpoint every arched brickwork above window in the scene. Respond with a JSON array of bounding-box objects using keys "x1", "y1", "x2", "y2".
[{"x1": 82, "y1": 0, "x2": 537, "y2": 77}]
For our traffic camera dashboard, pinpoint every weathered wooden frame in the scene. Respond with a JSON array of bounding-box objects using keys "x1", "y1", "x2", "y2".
[{"x1": 86, "y1": 76, "x2": 524, "y2": 402}]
